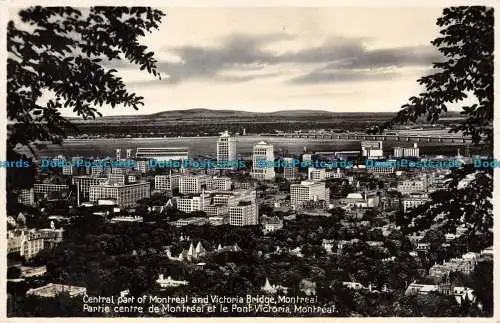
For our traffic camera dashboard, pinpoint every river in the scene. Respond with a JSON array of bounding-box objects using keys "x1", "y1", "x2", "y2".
[{"x1": 24, "y1": 135, "x2": 481, "y2": 159}]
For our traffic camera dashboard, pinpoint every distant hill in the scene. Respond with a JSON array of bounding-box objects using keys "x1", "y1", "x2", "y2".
[
  {"x1": 149, "y1": 108, "x2": 257, "y2": 118},
  {"x1": 68, "y1": 108, "x2": 462, "y2": 124},
  {"x1": 148, "y1": 108, "x2": 398, "y2": 118}
]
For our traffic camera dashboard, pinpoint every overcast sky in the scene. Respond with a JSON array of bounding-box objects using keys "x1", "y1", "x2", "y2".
[{"x1": 12, "y1": 7, "x2": 451, "y2": 116}]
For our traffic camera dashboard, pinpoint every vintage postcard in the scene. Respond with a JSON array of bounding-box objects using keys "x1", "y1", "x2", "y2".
[{"x1": 1, "y1": 0, "x2": 497, "y2": 320}]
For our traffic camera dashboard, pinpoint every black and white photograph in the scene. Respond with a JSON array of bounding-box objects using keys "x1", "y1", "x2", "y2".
[{"x1": 3, "y1": 2, "x2": 495, "y2": 318}]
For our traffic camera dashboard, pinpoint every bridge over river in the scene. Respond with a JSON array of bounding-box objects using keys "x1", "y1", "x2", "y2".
[{"x1": 262, "y1": 132, "x2": 474, "y2": 144}]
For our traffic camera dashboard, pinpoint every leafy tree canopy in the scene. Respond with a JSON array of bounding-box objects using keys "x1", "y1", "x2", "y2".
[
  {"x1": 373, "y1": 6, "x2": 493, "y2": 235},
  {"x1": 7, "y1": 6, "x2": 165, "y2": 199},
  {"x1": 371, "y1": 6, "x2": 493, "y2": 147}
]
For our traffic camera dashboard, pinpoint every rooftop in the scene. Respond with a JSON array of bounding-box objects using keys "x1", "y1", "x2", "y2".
[{"x1": 26, "y1": 283, "x2": 86, "y2": 298}]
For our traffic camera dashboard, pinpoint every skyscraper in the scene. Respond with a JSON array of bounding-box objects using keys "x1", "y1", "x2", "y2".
[
  {"x1": 251, "y1": 141, "x2": 275, "y2": 180},
  {"x1": 283, "y1": 157, "x2": 298, "y2": 181},
  {"x1": 217, "y1": 131, "x2": 237, "y2": 169}
]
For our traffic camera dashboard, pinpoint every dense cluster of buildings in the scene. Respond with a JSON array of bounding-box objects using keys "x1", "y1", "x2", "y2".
[
  {"x1": 7, "y1": 220, "x2": 64, "y2": 259},
  {"x1": 15, "y1": 136, "x2": 473, "y2": 227},
  {"x1": 8, "y1": 131, "x2": 491, "y2": 314}
]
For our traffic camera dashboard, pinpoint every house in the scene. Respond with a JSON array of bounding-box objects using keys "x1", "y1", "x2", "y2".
[
  {"x1": 366, "y1": 241, "x2": 384, "y2": 247},
  {"x1": 404, "y1": 283, "x2": 438, "y2": 295},
  {"x1": 261, "y1": 215, "x2": 284, "y2": 234},
  {"x1": 26, "y1": 284, "x2": 87, "y2": 298},
  {"x1": 20, "y1": 265, "x2": 47, "y2": 278},
  {"x1": 156, "y1": 274, "x2": 188, "y2": 288},
  {"x1": 429, "y1": 255, "x2": 477, "y2": 279},
  {"x1": 261, "y1": 278, "x2": 288, "y2": 294},
  {"x1": 405, "y1": 282, "x2": 477, "y2": 305},
  {"x1": 416, "y1": 242, "x2": 431, "y2": 252},
  {"x1": 342, "y1": 281, "x2": 366, "y2": 290},
  {"x1": 215, "y1": 243, "x2": 242, "y2": 253},
  {"x1": 322, "y1": 239, "x2": 335, "y2": 253}
]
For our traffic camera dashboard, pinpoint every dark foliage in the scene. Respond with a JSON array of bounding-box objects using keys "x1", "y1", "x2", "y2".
[
  {"x1": 7, "y1": 6, "x2": 165, "y2": 206},
  {"x1": 371, "y1": 7, "x2": 494, "y2": 235}
]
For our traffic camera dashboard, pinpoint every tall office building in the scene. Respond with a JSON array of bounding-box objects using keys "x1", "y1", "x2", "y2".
[
  {"x1": 89, "y1": 182, "x2": 150, "y2": 208},
  {"x1": 175, "y1": 193, "x2": 211, "y2": 213},
  {"x1": 290, "y1": 180, "x2": 327, "y2": 208},
  {"x1": 283, "y1": 157, "x2": 298, "y2": 181},
  {"x1": 18, "y1": 189, "x2": 35, "y2": 206},
  {"x1": 217, "y1": 131, "x2": 237, "y2": 169},
  {"x1": 208, "y1": 177, "x2": 232, "y2": 191},
  {"x1": 251, "y1": 141, "x2": 275, "y2": 180},
  {"x1": 230, "y1": 203, "x2": 258, "y2": 226},
  {"x1": 221, "y1": 189, "x2": 258, "y2": 226},
  {"x1": 154, "y1": 175, "x2": 181, "y2": 191},
  {"x1": 72, "y1": 176, "x2": 109, "y2": 198},
  {"x1": 179, "y1": 175, "x2": 210, "y2": 194}
]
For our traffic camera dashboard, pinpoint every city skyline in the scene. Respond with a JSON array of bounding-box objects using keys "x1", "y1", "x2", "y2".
[{"x1": 5, "y1": 5, "x2": 494, "y2": 318}]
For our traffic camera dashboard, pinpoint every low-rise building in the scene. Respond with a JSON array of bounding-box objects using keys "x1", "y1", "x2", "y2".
[
  {"x1": 19, "y1": 266, "x2": 47, "y2": 278},
  {"x1": 110, "y1": 216, "x2": 143, "y2": 223},
  {"x1": 338, "y1": 191, "x2": 379, "y2": 209},
  {"x1": 171, "y1": 217, "x2": 207, "y2": 228},
  {"x1": 208, "y1": 215, "x2": 229, "y2": 226},
  {"x1": 428, "y1": 255, "x2": 477, "y2": 279},
  {"x1": 208, "y1": 177, "x2": 232, "y2": 191},
  {"x1": 204, "y1": 205, "x2": 229, "y2": 218},
  {"x1": 89, "y1": 182, "x2": 150, "y2": 208},
  {"x1": 261, "y1": 216, "x2": 283, "y2": 234},
  {"x1": 179, "y1": 175, "x2": 210, "y2": 194},
  {"x1": 403, "y1": 194, "x2": 430, "y2": 212},
  {"x1": 33, "y1": 184, "x2": 69, "y2": 195},
  {"x1": 154, "y1": 175, "x2": 181, "y2": 191},
  {"x1": 405, "y1": 282, "x2": 476, "y2": 304},
  {"x1": 175, "y1": 194, "x2": 211, "y2": 213},
  {"x1": 261, "y1": 278, "x2": 288, "y2": 294},
  {"x1": 156, "y1": 274, "x2": 189, "y2": 288},
  {"x1": 397, "y1": 179, "x2": 426, "y2": 195},
  {"x1": 342, "y1": 281, "x2": 366, "y2": 290},
  {"x1": 26, "y1": 284, "x2": 87, "y2": 298}
]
